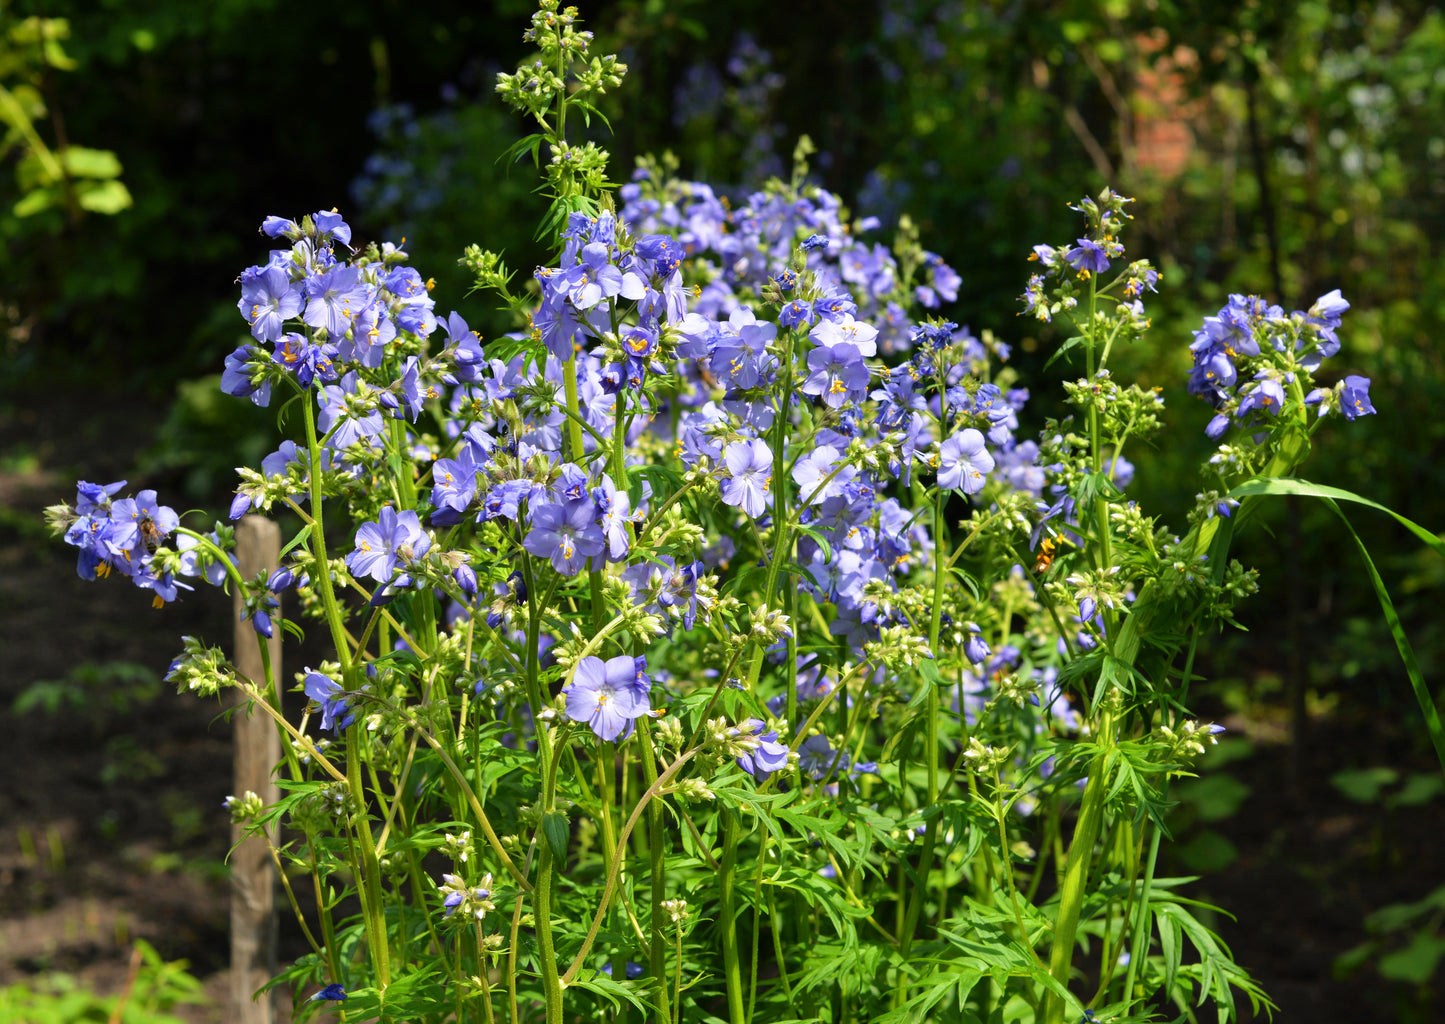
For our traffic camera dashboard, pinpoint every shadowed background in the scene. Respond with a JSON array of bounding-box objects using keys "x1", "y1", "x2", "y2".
[{"x1": 2, "y1": 1, "x2": 1443, "y2": 1020}]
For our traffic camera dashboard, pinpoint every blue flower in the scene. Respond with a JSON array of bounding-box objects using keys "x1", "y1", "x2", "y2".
[
  {"x1": 1235, "y1": 378, "x2": 1286, "y2": 420},
  {"x1": 791, "y1": 445, "x2": 856, "y2": 505},
  {"x1": 303, "y1": 265, "x2": 370, "y2": 338},
  {"x1": 938, "y1": 429, "x2": 994, "y2": 494},
  {"x1": 810, "y1": 315, "x2": 878, "y2": 358},
  {"x1": 311, "y1": 209, "x2": 352, "y2": 246},
  {"x1": 429, "y1": 448, "x2": 480, "y2": 525},
  {"x1": 963, "y1": 624, "x2": 990, "y2": 665},
  {"x1": 720, "y1": 439, "x2": 773, "y2": 519},
  {"x1": 303, "y1": 670, "x2": 356, "y2": 732},
  {"x1": 1340, "y1": 375, "x2": 1376, "y2": 421},
  {"x1": 272, "y1": 334, "x2": 339, "y2": 389},
  {"x1": 1065, "y1": 238, "x2": 1110, "y2": 275},
  {"x1": 239, "y1": 267, "x2": 302, "y2": 343},
  {"x1": 635, "y1": 234, "x2": 684, "y2": 277},
  {"x1": 261, "y1": 215, "x2": 299, "y2": 239},
  {"x1": 221, "y1": 345, "x2": 272, "y2": 407},
  {"x1": 591, "y1": 475, "x2": 638, "y2": 561},
  {"x1": 778, "y1": 299, "x2": 815, "y2": 330},
  {"x1": 74, "y1": 479, "x2": 125, "y2": 515},
  {"x1": 564, "y1": 655, "x2": 651, "y2": 741},
  {"x1": 622, "y1": 556, "x2": 705, "y2": 630},
  {"x1": 523, "y1": 500, "x2": 605, "y2": 576},
  {"x1": 801, "y1": 343, "x2": 869, "y2": 409},
  {"x1": 347, "y1": 507, "x2": 431, "y2": 587},
  {"x1": 440, "y1": 311, "x2": 487, "y2": 382},
  {"x1": 317, "y1": 376, "x2": 385, "y2": 450},
  {"x1": 798, "y1": 733, "x2": 847, "y2": 780},
  {"x1": 733, "y1": 719, "x2": 789, "y2": 780}
]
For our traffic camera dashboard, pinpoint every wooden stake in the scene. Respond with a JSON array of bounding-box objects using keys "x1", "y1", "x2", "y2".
[{"x1": 232, "y1": 515, "x2": 282, "y2": 1024}]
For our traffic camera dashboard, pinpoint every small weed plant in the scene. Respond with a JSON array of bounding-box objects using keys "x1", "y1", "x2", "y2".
[{"x1": 45, "y1": 3, "x2": 1444, "y2": 1022}]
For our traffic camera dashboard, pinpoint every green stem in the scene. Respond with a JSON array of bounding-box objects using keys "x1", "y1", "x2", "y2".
[
  {"x1": 897, "y1": 467, "x2": 950, "y2": 980},
  {"x1": 346, "y1": 737, "x2": 392, "y2": 989},
  {"x1": 765, "y1": 888, "x2": 795, "y2": 1006},
  {"x1": 301, "y1": 398, "x2": 354, "y2": 682},
  {"x1": 746, "y1": 831, "x2": 771, "y2": 1022},
  {"x1": 719, "y1": 810, "x2": 746, "y2": 1024},
  {"x1": 308, "y1": 841, "x2": 342, "y2": 984},
  {"x1": 562, "y1": 750, "x2": 699, "y2": 985},
  {"x1": 1121, "y1": 821, "x2": 1161, "y2": 1007},
  {"x1": 0, "y1": 84, "x2": 65, "y2": 181},
  {"x1": 536, "y1": 840, "x2": 564, "y2": 1024},
  {"x1": 637, "y1": 723, "x2": 672, "y2": 1024},
  {"x1": 1040, "y1": 708, "x2": 1115, "y2": 1024},
  {"x1": 745, "y1": 327, "x2": 797, "y2": 689}
]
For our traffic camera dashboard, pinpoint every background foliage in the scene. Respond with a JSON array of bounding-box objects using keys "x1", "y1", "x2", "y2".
[{"x1": 4, "y1": 0, "x2": 1444, "y2": 1015}]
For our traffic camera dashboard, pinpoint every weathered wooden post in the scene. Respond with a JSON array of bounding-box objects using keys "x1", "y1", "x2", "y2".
[{"x1": 231, "y1": 515, "x2": 282, "y2": 1024}]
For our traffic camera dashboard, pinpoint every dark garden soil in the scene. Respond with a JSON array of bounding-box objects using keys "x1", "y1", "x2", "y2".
[{"x1": 0, "y1": 395, "x2": 1439, "y2": 1023}]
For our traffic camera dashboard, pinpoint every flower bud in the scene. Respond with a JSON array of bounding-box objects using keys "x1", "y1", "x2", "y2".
[
  {"x1": 229, "y1": 492, "x2": 253, "y2": 520},
  {"x1": 453, "y1": 564, "x2": 478, "y2": 600},
  {"x1": 964, "y1": 631, "x2": 990, "y2": 666}
]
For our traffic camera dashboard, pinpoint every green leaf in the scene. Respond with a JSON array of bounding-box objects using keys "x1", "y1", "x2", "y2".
[
  {"x1": 1330, "y1": 766, "x2": 1399, "y2": 803},
  {"x1": 1388, "y1": 772, "x2": 1445, "y2": 808},
  {"x1": 568, "y1": 969, "x2": 653, "y2": 1013},
  {"x1": 279, "y1": 524, "x2": 313, "y2": 559},
  {"x1": 1227, "y1": 479, "x2": 1445, "y2": 773},
  {"x1": 1158, "y1": 905, "x2": 1182, "y2": 996},
  {"x1": 59, "y1": 146, "x2": 122, "y2": 179},
  {"x1": 1332, "y1": 940, "x2": 1378, "y2": 980},
  {"x1": 1176, "y1": 773, "x2": 1251, "y2": 822},
  {"x1": 12, "y1": 185, "x2": 57, "y2": 217},
  {"x1": 1377, "y1": 932, "x2": 1445, "y2": 984},
  {"x1": 1327, "y1": 499, "x2": 1445, "y2": 774},
  {"x1": 1042, "y1": 334, "x2": 1086, "y2": 372},
  {"x1": 1174, "y1": 829, "x2": 1239, "y2": 873},
  {"x1": 497, "y1": 132, "x2": 544, "y2": 169},
  {"x1": 1226, "y1": 476, "x2": 1445, "y2": 560},
  {"x1": 796, "y1": 524, "x2": 834, "y2": 565},
  {"x1": 541, "y1": 810, "x2": 570, "y2": 863}
]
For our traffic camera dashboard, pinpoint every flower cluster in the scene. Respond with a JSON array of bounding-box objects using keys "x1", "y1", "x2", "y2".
[
  {"x1": 47, "y1": 481, "x2": 192, "y2": 607},
  {"x1": 46, "y1": 13, "x2": 1395, "y2": 1017},
  {"x1": 1186, "y1": 289, "x2": 1372, "y2": 437}
]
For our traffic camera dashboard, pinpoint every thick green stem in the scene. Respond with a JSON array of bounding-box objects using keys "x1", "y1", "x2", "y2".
[
  {"x1": 1041, "y1": 709, "x2": 1116, "y2": 1024},
  {"x1": 746, "y1": 328, "x2": 797, "y2": 689},
  {"x1": 1122, "y1": 821, "x2": 1162, "y2": 1006},
  {"x1": 719, "y1": 810, "x2": 746, "y2": 1024},
  {"x1": 346, "y1": 738, "x2": 392, "y2": 989},
  {"x1": 562, "y1": 749, "x2": 698, "y2": 984},
  {"x1": 897, "y1": 450, "x2": 950, "y2": 981},
  {"x1": 535, "y1": 840, "x2": 564, "y2": 1024},
  {"x1": 637, "y1": 723, "x2": 672, "y2": 1024},
  {"x1": 301, "y1": 398, "x2": 354, "y2": 681}
]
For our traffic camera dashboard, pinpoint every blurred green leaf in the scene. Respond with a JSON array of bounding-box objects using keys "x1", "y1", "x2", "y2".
[
  {"x1": 1387, "y1": 772, "x2": 1445, "y2": 808},
  {"x1": 60, "y1": 146, "x2": 122, "y2": 179},
  {"x1": 1332, "y1": 940, "x2": 1378, "y2": 980},
  {"x1": 75, "y1": 178, "x2": 132, "y2": 214},
  {"x1": 1331, "y1": 766, "x2": 1400, "y2": 803},
  {"x1": 1174, "y1": 829, "x2": 1238, "y2": 872},
  {"x1": 1176, "y1": 773, "x2": 1251, "y2": 822},
  {"x1": 1377, "y1": 932, "x2": 1445, "y2": 984}
]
